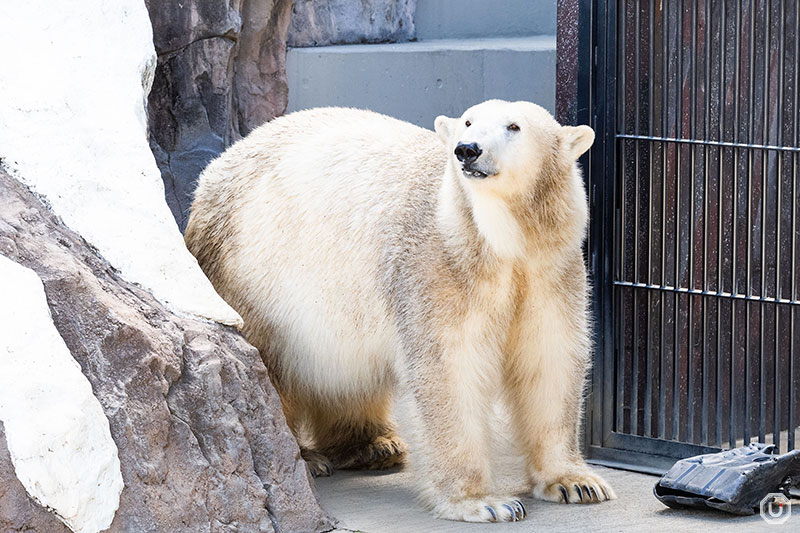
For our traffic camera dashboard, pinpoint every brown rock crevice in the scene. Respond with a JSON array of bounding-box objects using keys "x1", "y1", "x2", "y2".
[
  {"x1": 145, "y1": 0, "x2": 295, "y2": 232},
  {"x1": 0, "y1": 169, "x2": 333, "y2": 532},
  {"x1": 159, "y1": 33, "x2": 239, "y2": 58}
]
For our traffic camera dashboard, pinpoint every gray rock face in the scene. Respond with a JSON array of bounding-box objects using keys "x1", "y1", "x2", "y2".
[
  {"x1": 288, "y1": 0, "x2": 416, "y2": 47},
  {"x1": 145, "y1": 0, "x2": 294, "y2": 232},
  {"x1": 0, "y1": 170, "x2": 333, "y2": 533}
]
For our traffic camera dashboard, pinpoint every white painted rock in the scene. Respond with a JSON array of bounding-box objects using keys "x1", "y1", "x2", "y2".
[
  {"x1": 0, "y1": 255, "x2": 124, "y2": 533},
  {"x1": 0, "y1": 0, "x2": 242, "y2": 327}
]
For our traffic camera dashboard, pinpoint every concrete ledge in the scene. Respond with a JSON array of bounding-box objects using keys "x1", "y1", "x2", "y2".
[
  {"x1": 287, "y1": 37, "x2": 556, "y2": 128},
  {"x1": 289, "y1": 36, "x2": 556, "y2": 53}
]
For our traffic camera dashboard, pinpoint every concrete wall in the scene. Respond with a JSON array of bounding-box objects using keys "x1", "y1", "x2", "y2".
[
  {"x1": 287, "y1": 37, "x2": 556, "y2": 128},
  {"x1": 286, "y1": 0, "x2": 558, "y2": 129},
  {"x1": 415, "y1": 0, "x2": 556, "y2": 40}
]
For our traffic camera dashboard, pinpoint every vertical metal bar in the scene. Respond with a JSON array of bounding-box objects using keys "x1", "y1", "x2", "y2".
[
  {"x1": 615, "y1": 0, "x2": 627, "y2": 435},
  {"x1": 792, "y1": 195, "x2": 797, "y2": 454},
  {"x1": 791, "y1": 151, "x2": 797, "y2": 450},
  {"x1": 674, "y1": 288, "x2": 681, "y2": 441},
  {"x1": 673, "y1": 0, "x2": 683, "y2": 442},
  {"x1": 597, "y1": 0, "x2": 620, "y2": 451},
  {"x1": 731, "y1": 297, "x2": 738, "y2": 447},
  {"x1": 616, "y1": 146, "x2": 625, "y2": 434},
  {"x1": 774, "y1": 0, "x2": 785, "y2": 452},
  {"x1": 575, "y1": 0, "x2": 597, "y2": 452},
  {"x1": 700, "y1": 0, "x2": 711, "y2": 446},
  {"x1": 644, "y1": 0, "x2": 655, "y2": 439},
  {"x1": 631, "y1": 0, "x2": 641, "y2": 436},
  {"x1": 745, "y1": 0, "x2": 755, "y2": 445},
  {"x1": 790, "y1": 0, "x2": 799, "y2": 452},
  {"x1": 659, "y1": 0, "x2": 669, "y2": 440},
  {"x1": 687, "y1": 0, "x2": 697, "y2": 444},
  {"x1": 730, "y1": 0, "x2": 744, "y2": 448},
  {"x1": 759, "y1": 0, "x2": 769, "y2": 446},
  {"x1": 716, "y1": 0, "x2": 726, "y2": 448}
]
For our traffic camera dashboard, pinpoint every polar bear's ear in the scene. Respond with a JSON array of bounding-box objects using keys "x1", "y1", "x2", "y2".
[
  {"x1": 434, "y1": 115, "x2": 456, "y2": 143},
  {"x1": 561, "y1": 125, "x2": 595, "y2": 160}
]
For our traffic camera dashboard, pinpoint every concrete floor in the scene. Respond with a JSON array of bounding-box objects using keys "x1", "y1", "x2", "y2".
[{"x1": 316, "y1": 463, "x2": 799, "y2": 532}]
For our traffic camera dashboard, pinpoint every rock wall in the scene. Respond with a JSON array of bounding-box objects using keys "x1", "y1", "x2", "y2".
[
  {"x1": 145, "y1": 0, "x2": 295, "y2": 231},
  {"x1": 288, "y1": 0, "x2": 416, "y2": 47},
  {"x1": 0, "y1": 171, "x2": 333, "y2": 533},
  {"x1": 145, "y1": 0, "x2": 417, "y2": 230}
]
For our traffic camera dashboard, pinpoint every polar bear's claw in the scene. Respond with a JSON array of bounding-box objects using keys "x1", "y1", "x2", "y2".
[
  {"x1": 434, "y1": 496, "x2": 527, "y2": 522},
  {"x1": 502, "y1": 503, "x2": 524, "y2": 521},
  {"x1": 514, "y1": 499, "x2": 526, "y2": 518},
  {"x1": 535, "y1": 470, "x2": 616, "y2": 504}
]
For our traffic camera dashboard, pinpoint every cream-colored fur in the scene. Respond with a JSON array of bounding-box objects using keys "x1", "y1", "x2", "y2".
[{"x1": 185, "y1": 100, "x2": 615, "y2": 522}]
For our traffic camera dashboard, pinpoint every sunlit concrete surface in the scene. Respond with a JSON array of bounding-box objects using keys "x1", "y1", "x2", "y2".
[{"x1": 319, "y1": 463, "x2": 799, "y2": 532}]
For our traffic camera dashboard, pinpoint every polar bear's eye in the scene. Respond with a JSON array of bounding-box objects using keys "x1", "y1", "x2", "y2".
[
  {"x1": 465, "y1": 120, "x2": 471, "y2": 127},
  {"x1": 507, "y1": 123, "x2": 520, "y2": 132}
]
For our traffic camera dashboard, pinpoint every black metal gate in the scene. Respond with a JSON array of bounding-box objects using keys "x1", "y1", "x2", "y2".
[{"x1": 582, "y1": 0, "x2": 800, "y2": 472}]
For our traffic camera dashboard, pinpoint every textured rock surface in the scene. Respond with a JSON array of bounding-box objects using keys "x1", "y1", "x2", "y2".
[
  {"x1": 0, "y1": 170, "x2": 333, "y2": 533},
  {"x1": 288, "y1": 0, "x2": 416, "y2": 47},
  {"x1": 145, "y1": 0, "x2": 294, "y2": 231}
]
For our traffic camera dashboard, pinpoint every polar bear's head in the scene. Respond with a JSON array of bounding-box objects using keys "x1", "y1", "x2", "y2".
[
  {"x1": 434, "y1": 100, "x2": 594, "y2": 197},
  {"x1": 434, "y1": 100, "x2": 595, "y2": 258}
]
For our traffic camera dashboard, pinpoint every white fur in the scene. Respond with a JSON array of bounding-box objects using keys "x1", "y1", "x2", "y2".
[{"x1": 465, "y1": 187, "x2": 525, "y2": 258}]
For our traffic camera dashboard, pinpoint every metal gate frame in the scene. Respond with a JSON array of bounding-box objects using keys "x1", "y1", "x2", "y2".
[
  {"x1": 579, "y1": 0, "x2": 723, "y2": 473},
  {"x1": 577, "y1": 0, "x2": 800, "y2": 473}
]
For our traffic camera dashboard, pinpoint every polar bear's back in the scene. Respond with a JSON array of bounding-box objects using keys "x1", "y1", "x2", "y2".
[
  {"x1": 186, "y1": 107, "x2": 446, "y2": 397},
  {"x1": 192, "y1": 107, "x2": 445, "y2": 248}
]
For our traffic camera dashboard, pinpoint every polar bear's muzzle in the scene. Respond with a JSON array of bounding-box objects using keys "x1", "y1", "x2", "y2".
[{"x1": 455, "y1": 142, "x2": 494, "y2": 179}]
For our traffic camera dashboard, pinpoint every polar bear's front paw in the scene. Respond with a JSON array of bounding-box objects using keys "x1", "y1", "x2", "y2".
[
  {"x1": 327, "y1": 434, "x2": 407, "y2": 470},
  {"x1": 300, "y1": 447, "x2": 334, "y2": 477},
  {"x1": 534, "y1": 470, "x2": 616, "y2": 504},
  {"x1": 433, "y1": 497, "x2": 527, "y2": 522}
]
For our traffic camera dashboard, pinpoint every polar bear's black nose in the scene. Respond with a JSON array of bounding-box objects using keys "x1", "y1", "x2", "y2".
[{"x1": 455, "y1": 142, "x2": 482, "y2": 164}]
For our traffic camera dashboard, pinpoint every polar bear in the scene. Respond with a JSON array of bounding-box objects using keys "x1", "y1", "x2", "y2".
[{"x1": 185, "y1": 100, "x2": 615, "y2": 522}]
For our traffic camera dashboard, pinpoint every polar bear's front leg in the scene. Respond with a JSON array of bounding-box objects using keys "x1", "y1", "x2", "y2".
[
  {"x1": 504, "y1": 279, "x2": 616, "y2": 504},
  {"x1": 398, "y1": 337, "x2": 526, "y2": 522}
]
